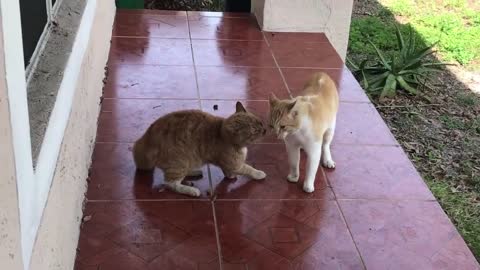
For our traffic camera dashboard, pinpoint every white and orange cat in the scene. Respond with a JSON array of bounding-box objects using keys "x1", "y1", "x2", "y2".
[{"x1": 268, "y1": 72, "x2": 339, "y2": 193}]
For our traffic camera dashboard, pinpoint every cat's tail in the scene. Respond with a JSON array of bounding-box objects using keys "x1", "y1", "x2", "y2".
[{"x1": 132, "y1": 129, "x2": 156, "y2": 170}]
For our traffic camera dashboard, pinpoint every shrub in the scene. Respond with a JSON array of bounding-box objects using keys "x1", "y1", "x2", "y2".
[{"x1": 348, "y1": 25, "x2": 451, "y2": 101}]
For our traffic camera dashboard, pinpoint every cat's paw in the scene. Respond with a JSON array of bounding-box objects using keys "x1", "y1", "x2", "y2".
[
  {"x1": 186, "y1": 187, "x2": 201, "y2": 197},
  {"x1": 252, "y1": 170, "x2": 267, "y2": 180},
  {"x1": 322, "y1": 159, "x2": 336, "y2": 169},
  {"x1": 287, "y1": 173, "x2": 299, "y2": 183},
  {"x1": 303, "y1": 183, "x2": 315, "y2": 193}
]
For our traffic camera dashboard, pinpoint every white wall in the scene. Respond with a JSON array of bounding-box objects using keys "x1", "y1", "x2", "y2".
[
  {"x1": 252, "y1": 0, "x2": 354, "y2": 60},
  {"x1": 0, "y1": 0, "x2": 115, "y2": 268}
]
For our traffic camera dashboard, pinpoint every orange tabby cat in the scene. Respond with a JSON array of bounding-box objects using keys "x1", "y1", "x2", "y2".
[
  {"x1": 133, "y1": 102, "x2": 267, "y2": 197},
  {"x1": 269, "y1": 72, "x2": 339, "y2": 193}
]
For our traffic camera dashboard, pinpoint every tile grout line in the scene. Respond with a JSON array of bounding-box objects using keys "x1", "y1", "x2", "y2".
[
  {"x1": 186, "y1": 11, "x2": 218, "y2": 202},
  {"x1": 107, "y1": 62, "x2": 344, "y2": 69},
  {"x1": 100, "y1": 97, "x2": 370, "y2": 104},
  {"x1": 93, "y1": 140, "x2": 400, "y2": 147},
  {"x1": 85, "y1": 198, "x2": 439, "y2": 202},
  {"x1": 185, "y1": 12, "x2": 203, "y2": 109},
  {"x1": 210, "y1": 201, "x2": 224, "y2": 270},
  {"x1": 333, "y1": 199, "x2": 368, "y2": 270},
  {"x1": 262, "y1": 32, "x2": 293, "y2": 98}
]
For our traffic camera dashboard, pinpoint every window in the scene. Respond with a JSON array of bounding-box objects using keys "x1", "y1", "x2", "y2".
[{"x1": 19, "y1": 0, "x2": 60, "y2": 68}]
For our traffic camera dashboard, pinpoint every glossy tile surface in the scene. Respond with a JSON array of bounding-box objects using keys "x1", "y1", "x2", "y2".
[
  {"x1": 325, "y1": 145, "x2": 435, "y2": 200},
  {"x1": 104, "y1": 65, "x2": 198, "y2": 99},
  {"x1": 76, "y1": 10, "x2": 479, "y2": 270},
  {"x1": 340, "y1": 201, "x2": 480, "y2": 270},
  {"x1": 282, "y1": 66, "x2": 371, "y2": 103},
  {"x1": 269, "y1": 40, "x2": 344, "y2": 68},
  {"x1": 334, "y1": 102, "x2": 398, "y2": 145},
  {"x1": 109, "y1": 37, "x2": 193, "y2": 65},
  {"x1": 192, "y1": 39, "x2": 275, "y2": 67},
  {"x1": 189, "y1": 16, "x2": 263, "y2": 40},
  {"x1": 76, "y1": 201, "x2": 219, "y2": 269},
  {"x1": 97, "y1": 99, "x2": 199, "y2": 143},
  {"x1": 113, "y1": 13, "x2": 189, "y2": 38},
  {"x1": 215, "y1": 200, "x2": 363, "y2": 269},
  {"x1": 196, "y1": 66, "x2": 289, "y2": 100}
]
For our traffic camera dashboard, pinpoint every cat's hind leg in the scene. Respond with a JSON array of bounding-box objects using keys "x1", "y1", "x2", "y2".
[
  {"x1": 321, "y1": 120, "x2": 336, "y2": 169},
  {"x1": 303, "y1": 142, "x2": 322, "y2": 193},
  {"x1": 164, "y1": 169, "x2": 201, "y2": 197}
]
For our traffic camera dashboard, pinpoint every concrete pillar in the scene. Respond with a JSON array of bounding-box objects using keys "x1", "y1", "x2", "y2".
[{"x1": 252, "y1": 0, "x2": 354, "y2": 60}]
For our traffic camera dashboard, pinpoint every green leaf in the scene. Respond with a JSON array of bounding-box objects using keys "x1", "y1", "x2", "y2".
[
  {"x1": 394, "y1": 24, "x2": 405, "y2": 51},
  {"x1": 368, "y1": 40, "x2": 391, "y2": 70},
  {"x1": 346, "y1": 57, "x2": 359, "y2": 70},
  {"x1": 380, "y1": 74, "x2": 397, "y2": 99},
  {"x1": 397, "y1": 76, "x2": 418, "y2": 95},
  {"x1": 361, "y1": 69, "x2": 369, "y2": 89},
  {"x1": 402, "y1": 43, "x2": 438, "y2": 70},
  {"x1": 367, "y1": 71, "x2": 390, "y2": 86}
]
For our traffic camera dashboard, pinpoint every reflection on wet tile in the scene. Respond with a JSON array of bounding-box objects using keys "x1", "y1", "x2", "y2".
[
  {"x1": 270, "y1": 40, "x2": 344, "y2": 68},
  {"x1": 97, "y1": 99, "x2": 199, "y2": 143},
  {"x1": 109, "y1": 38, "x2": 193, "y2": 65},
  {"x1": 76, "y1": 201, "x2": 219, "y2": 269},
  {"x1": 214, "y1": 200, "x2": 363, "y2": 269},
  {"x1": 113, "y1": 13, "x2": 189, "y2": 38},
  {"x1": 282, "y1": 66, "x2": 371, "y2": 103},
  {"x1": 189, "y1": 16, "x2": 262, "y2": 40},
  {"x1": 104, "y1": 65, "x2": 198, "y2": 99},
  {"x1": 196, "y1": 66, "x2": 289, "y2": 100},
  {"x1": 192, "y1": 39, "x2": 275, "y2": 67}
]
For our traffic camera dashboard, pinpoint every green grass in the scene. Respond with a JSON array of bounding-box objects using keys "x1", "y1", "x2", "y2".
[
  {"x1": 383, "y1": 0, "x2": 480, "y2": 68},
  {"x1": 456, "y1": 92, "x2": 479, "y2": 107}
]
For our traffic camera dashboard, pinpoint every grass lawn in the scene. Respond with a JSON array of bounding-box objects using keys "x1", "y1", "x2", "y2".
[{"x1": 348, "y1": 0, "x2": 480, "y2": 259}]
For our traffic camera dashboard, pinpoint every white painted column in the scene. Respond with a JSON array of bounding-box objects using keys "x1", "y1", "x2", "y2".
[
  {"x1": 0, "y1": 0, "x2": 36, "y2": 269},
  {"x1": 252, "y1": 0, "x2": 354, "y2": 60},
  {"x1": 0, "y1": 23, "x2": 24, "y2": 270}
]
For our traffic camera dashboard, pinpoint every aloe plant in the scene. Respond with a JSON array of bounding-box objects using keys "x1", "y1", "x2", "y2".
[{"x1": 348, "y1": 25, "x2": 452, "y2": 101}]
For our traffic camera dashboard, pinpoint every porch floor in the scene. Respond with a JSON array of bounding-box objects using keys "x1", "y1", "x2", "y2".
[{"x1": 74, "y1": 10, "x2": 479, "y2": 270}]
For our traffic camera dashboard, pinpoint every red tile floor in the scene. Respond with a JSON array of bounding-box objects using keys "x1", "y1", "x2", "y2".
[{"x1": 74, "y1": 10, "x2": 480, "y2": 270}]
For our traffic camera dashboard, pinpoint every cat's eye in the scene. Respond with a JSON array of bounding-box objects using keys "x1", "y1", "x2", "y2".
[
  {"x1": 269, "y1": 124, "x2": 274, "y2": 129},
  {"x1": 280, "y1": 125, "x2": 285, "y2": 129}
]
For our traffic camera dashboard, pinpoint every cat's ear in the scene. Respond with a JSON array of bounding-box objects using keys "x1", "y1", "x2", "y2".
[
  {"x1": 287, "y1": 100, "x2": 297, "y2": 112},
  {"x1": 235, "y1": 101, "x2": 247, "y2": 113},
  {"x1": 269, "y1": 93, "x2": 279, "y2": 107}
]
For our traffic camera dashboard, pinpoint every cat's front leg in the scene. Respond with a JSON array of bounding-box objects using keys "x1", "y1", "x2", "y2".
[
  {"x1": 303, "y1": 142, "x2": 322, "y2": 193},
  {"x1": 235, "y1": 164, "x2": 266, "y2": 180},
  {"x1": 285, "y1": 138, "x2": 300, "y2": 183},
  {"x1": 221, "y1": 168, "x2": 236, "y2": 179}
]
